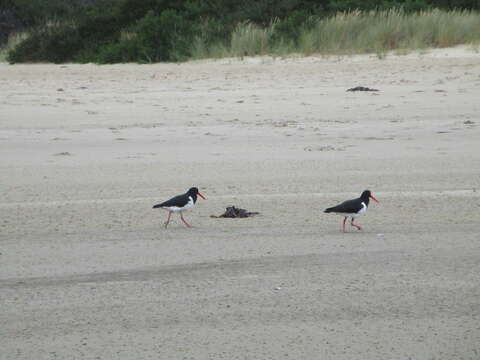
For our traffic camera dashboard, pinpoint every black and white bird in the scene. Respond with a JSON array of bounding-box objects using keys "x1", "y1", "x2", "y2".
[
  {"x1": 324, "y1": 190, "x2": 379, "y2": 232},
  {"x1": 153, "y1": 187, "x2": 206, "y2": 228}
]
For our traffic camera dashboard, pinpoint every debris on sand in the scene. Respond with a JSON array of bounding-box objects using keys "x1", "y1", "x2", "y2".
[
  {"x1": 211, "y1": 206, "x2": 260, "y2": 218},
  {"x1": 347, "y1": 86, "x2": 379, "y2": 92}
]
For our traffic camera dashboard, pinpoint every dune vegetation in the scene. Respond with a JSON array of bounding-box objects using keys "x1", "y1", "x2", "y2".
[
  {"x1": 1, "y1": 0, "x2": 480, "y2": 63},
  {"x1": 190, "y1": 9, "x2": 480, "y2": 59}
]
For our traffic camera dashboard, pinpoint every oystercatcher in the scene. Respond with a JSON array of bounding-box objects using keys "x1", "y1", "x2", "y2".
[
  {"x1": 324, "y1": 190, "x2": 379, "y2": 232},
  {"x1": 153, "y1": 187, "x2": 206, "y2": 228}
]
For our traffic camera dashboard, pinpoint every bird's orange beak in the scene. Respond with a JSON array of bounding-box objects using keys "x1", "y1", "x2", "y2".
[
  {"x1": 369, "y1": 194, "x2": 379, "y2": 203},
  {"x1": 198, "y1": 192, "x2": 206, "y2": 200}
]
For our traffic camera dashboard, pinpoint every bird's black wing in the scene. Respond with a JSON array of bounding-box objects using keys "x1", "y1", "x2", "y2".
[
  {"x1": 153, "y1": 194, "x2": 188, "y2": 208},
  {"x1": 324, "y1": 198, "x2": 363, "y2": 214}
]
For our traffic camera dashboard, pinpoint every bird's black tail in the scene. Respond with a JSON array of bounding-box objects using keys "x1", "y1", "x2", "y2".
[
  {"x1": 153, "y1": 204, "x2": 163, "y2": 209},
  {"x1": 324, "y1": 207, "x2": 334, "y2": 213}
]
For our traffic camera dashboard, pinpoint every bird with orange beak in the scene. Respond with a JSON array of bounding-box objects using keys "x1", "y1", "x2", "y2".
[
  {"x1": 153, "y1": 187, "x2": 206, "y2": 228},
  {"x1": 324, "y1": 190, "x2": 379, "y2": 232}
]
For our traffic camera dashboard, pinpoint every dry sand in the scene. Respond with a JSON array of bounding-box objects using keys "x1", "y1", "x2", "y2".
[{"x1": 1, "y1": 46, "x2": 480, "y2": 359}]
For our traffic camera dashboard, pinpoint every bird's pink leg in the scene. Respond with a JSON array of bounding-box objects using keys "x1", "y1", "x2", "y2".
[
  {"x1": 180, "y1": 213, "x2": 192, "y2": 228},
  {"x1": 351, "y1": 218, "x2": 363, "y2": 230},
  {"x1": 342, "y1": 217, "x2": 347, "y2": 232},
  {"x1": 164, "y1": 211, "x2": 172, "y2": 228}
]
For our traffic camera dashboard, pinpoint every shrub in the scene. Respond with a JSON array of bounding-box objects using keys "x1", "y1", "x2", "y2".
[
  {"x1": 0, "y1": 30, "x2": 28, "y2": 62},
  {"x1": 94, "y1": 9, "x2": 193, "y2": 63},
  {"x1": 271, "y1": 9, "x2": 318, "y2": 46},
  {"x1": 7, "y1": 22, "x2": 82, "y2": 63}
]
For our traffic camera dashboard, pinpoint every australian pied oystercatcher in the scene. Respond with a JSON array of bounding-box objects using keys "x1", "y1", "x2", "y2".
[
  {"x1": 324, "y1": 190, "x2": 379, "y2": 232},
  {"x1": 153, "y1": 187, "x2": 206, "y2": 228}
]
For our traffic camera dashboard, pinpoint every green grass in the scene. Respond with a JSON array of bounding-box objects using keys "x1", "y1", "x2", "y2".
[
  {"x1": 229, "y1": 21, "x2": 276, "y2": 57},
  {"x1": 301, "y1": 9, "x2": 480, "y2": 55},
  {"x1": 191, "y1": 9, "x2": 480, "y2": 60},
  {"x1": 190, "y1": 21, "x2": 278, "y2": 59}
]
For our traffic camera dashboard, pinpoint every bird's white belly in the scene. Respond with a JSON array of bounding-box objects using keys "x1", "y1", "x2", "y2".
[
  {"x1": 353, "y1": 202, "x2": 367, "y2": 217},
  {"x1": 164, "y1": 197, "x2": 194, "y2": 212}
]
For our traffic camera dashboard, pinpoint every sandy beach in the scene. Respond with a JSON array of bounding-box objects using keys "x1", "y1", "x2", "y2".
[{"x1": 1, "y1": 46, "x2": 480, "y2": 359}]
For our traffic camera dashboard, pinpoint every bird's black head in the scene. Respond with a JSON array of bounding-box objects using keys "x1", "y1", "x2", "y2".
[
  {"x1": 361, "y1": 190, "x2": 371, "y2": 199},
  {"x1": 188, "y1": 187, "x2": 199, "y2": 195},
  {"x1": 187, "y1": 187, "x2": 206, "y2": 201},
  {"x1": 360, "y1": 190, "x2": 379, "y2": 204}
]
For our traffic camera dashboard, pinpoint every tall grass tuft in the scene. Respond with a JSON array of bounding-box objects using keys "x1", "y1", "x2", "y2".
[
  {"x1": 297, "y1": 9, "x2": 480, "y2": 57},
  {"x1": 192, "y1": 21, "x2": 278, "y2": 59},
  {"x1": 229, "y1": 21, "x2": 276, "y2": 57},
  {"x1": 193, "y1": 9, "x2": 480, "y2": 60}
]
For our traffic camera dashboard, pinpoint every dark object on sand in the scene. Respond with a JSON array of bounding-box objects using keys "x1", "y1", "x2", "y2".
[
  {"x1": 347, "y1": 86, "x2": 379, "y2": 92},
  {"x1": 211, "y1": 206, "x2": 260, "y2": 218}
]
